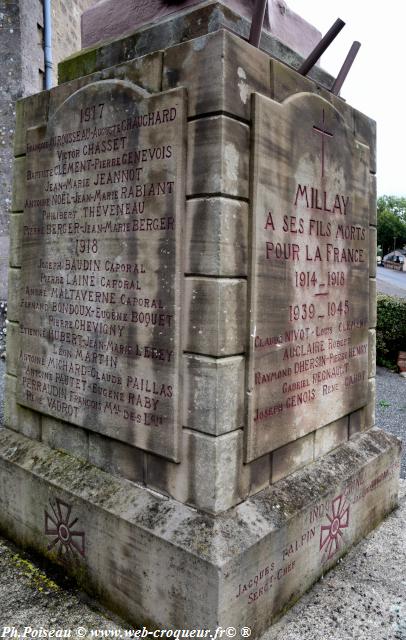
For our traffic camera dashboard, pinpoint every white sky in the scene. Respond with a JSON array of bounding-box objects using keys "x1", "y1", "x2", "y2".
[{"x1": 285, "y1": 0, "x2": 405, "y2": 197}]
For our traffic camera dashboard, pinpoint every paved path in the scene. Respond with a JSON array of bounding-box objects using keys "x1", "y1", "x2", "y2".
[{"x1": 377, "y1": 266, "x2": 406, "y2": 298}]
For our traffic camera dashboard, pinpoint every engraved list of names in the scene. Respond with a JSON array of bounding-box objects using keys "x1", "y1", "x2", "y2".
[
  {"x1": 18, "y1": 81, "x2": 186, "y2": 461},
  {"x1": 247, "y1": 93, "x2": 370, "y2": 462}
]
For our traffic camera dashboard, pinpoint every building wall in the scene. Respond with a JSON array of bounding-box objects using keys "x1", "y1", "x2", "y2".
[
  {"x1": 0, "y1": 0, "x2": 96, "y2": 321},
  {"x1": 52, "y1": 0, "x2": 97, "y2": 85}
]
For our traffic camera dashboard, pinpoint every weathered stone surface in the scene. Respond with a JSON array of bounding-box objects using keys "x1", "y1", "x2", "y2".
[
  {"x1": 271, "y1": 433, "x2": 314, "y2": 483},
  {"x1": 89, "y1": 432, "x2": 144, "y2": 483},
  {"x1": 49, "y1": 52, "x2": 163, "y2": 116},
  {"x1": 270, "y1": 59, "x2": 355, "y2": 132},
  {"x1": 370, "y1": 175, "x2": 377, "y2": 226},
  {"x1": 314, "y1": 417, "x2": 349, "y2": 458},
  {"x1": 368, "y1": 329, "x2": 376, "y2": 379},
  {"x1": 369, "y1": 278, "x2": 377, "y2": 328},
  {"x1": 369, "y1": 226, "x2": 377, "y2": 277},
  {"x1": 61, "y1": 3, "x2": 334, "y2": 89},
  {"x1": 81, "y1": 0, "x2": 262, "y2": 48},
  {"x1": 14, "y1": 91, "x2": 49, "y2": 157},
  {"x1": 9, "y1": 214, "x2": 23, "y2": 268},
  {"x1": 0, "y1": 427, "x2": 400, "y2": 634},
  {"x1": 42, "y1": 416, "x2": 89, "y2": 462},
  {"x1": 349, "y1": 407, "x2": 366, "y2": 438},
  {"x1": 146, "y1": 428, "x2": 246, "y2": 513},
  {"x1": 4, "y1": 375, "x2": 41, "y2": 440},
  {"x1": 183, "y1": 354, "x2": 245, "y2": 435},
  {"x1": 5, "y1": 321, "x2": 19, "y2": 377},
  {"x1": 7, "y1": 268, "x2": 20, "y2": 322},
  {"x1": 163, "y1": 30, "x2": 270, "y2": 120},
  {"x1": 354, "y1": 109, "x2": 377, "y2": 174},
  {"x1": 187, "y1": 116, "x2": 250, "y2": 198},
  {"x1": 367, "y1": 378, "x2": 376, "y2": 429},
  {"x1": 184, "y1": 277, "x2": 246, "y2": 356},
  {"x1": 247, "y1": 92, "x2": 370, "y2": 461},
  {"x1": 11, "y1": 157, "x2": 26, "y2": 212},
  {"x1": 18, "y1": 82, "x2": 187, "y2": 462},
  {"x1": 185, "y1": 198, "x2": 248, "y2": 276},
  {"x1": 81, "y1": 0, "x2": 321, "y2": 57}
]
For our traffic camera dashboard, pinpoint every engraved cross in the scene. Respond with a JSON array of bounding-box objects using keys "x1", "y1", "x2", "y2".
[{"x1": 312, "y1": 109, "x2": 334, "y2": 178}]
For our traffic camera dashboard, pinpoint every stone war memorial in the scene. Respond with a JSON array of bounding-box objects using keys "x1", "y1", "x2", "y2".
[{"x1": 0, "y1": 0, "x2": 401, "y2": 634}]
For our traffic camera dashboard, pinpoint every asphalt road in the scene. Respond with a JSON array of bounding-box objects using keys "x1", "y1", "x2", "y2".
[{"x1": 376, "y1": 265, "x2": 406, "y2": 298}]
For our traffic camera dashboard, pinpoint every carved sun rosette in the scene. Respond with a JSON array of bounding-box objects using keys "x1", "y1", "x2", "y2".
[
  {"x1": 45, "y1": 497, "x2": 85, "y2": 560},
  {"x1": 319, "y1": 494, "x2": 350, "y2": 563}
]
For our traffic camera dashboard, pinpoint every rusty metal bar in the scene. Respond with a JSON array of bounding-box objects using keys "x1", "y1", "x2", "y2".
[
  {"x1": 249, "y1": 0, "x2": 268, "y2": 47},
  {"x1": 298, "y1": 18, "x2": 345, "y2": 76},
  {"x1": 331, "y1": 41, "x2": 361, "y2": 95}
]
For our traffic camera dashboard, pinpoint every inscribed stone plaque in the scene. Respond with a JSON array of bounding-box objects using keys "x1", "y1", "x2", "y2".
[
  {"x1": 247, "y1": 93, "x2": 370, "y2": 461},
  {"x1": 18, "y1": 81, "x2": 186, "y2": 461}
]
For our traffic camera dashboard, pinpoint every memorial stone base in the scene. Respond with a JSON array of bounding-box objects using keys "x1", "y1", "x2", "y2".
[
  {"x1": 1, "y1": 2, "x2": 401, "y2": 634},
  {"x1": 0, "y1": 427, "x2": 400, "y2": 632}
]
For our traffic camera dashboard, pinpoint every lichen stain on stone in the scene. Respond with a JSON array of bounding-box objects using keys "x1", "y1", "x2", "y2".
[
  {"x1": 192, "y1": 37, "x2": 206, "y2": 52},
  {"x1": 224, "y1": 142, "x2": 239, "y2": 184},
  {"x1": 237, "y1": 67, "x2": 249, "y2": 104}
]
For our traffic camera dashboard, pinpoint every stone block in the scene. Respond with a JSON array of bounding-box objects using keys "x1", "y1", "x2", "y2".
[
  {"x1": 185, "y1": 197, "x2": 248, "y2": 277},
  {"x1": 271, "y1": 433, "x2": 314, "y2": 484},
  {"x1": 42, "y1": 417, "x2": 89, "y2": 462},
  {"x1": 7, "y1": 268, "x2": 20, "y2": 322},
  {"x1": 369, "y1": 226, "x2": 377, "y2": 277},
  {"x1": 314, "y1": 417, "x2": 349, "y2": 458},
  {"x1": 368, "y1": 329, "x2": 376, "y2": 379},
  {"x1": 366, "y1": 378, "x2": 376, "y2": 429},
  {"x1": 354, "y1": 109, "x2": 377, "y2": 174},
  {"x1": 9, "y1": 213, "x2": 23, "y2": 268},
  {"x1": 14, "y1": 91, "x2": 49, "y2": 157},
  {"x1": 146, "y1": 428, "x2": 246, "y2": 513},
  {"x1": 183, "y1": 354, "x2": 245, "y2": 435},
  {"x1": 187, "y1": 116, "x2": 250, "y2": 198},
  {"x1": 163, "y1": 30, "x2": 270, "y2": 120},
  {"x1": 11, "y1": 157, "x2": 25, "y2": 212},
  {"x1": 349, "y1": 407, "x2": 367, "y2": 438},
  {"x1": 246, "y1": 453, "x2": 272, "y2": 498},
  {"x1": 89, "y1": 433, "x2": 144, "y2": 484},
  {"x1": 369, "y1": 278, "x2": 377, "y2": 328},
  {"x1": 49, "y1": 52, "x2": 163, "y2": 116},
  {"x1": 184, "y1": 277, "x2": 246, "y2": 356},
  {"x1": 270, "y1": 59, "x2": 354, "y2": 131},
  {"x1": 4, "y1": 374, "x2": 41, "y2": 441},
  {"x1": 370, "y1": 175, "x2": 377, "y2": 226},
  {"x1": 5, "y1": 321, "x2": 19, "y2": 376},
  {"x1": 0, "y1": 427, "x2": 400, "y2": 634}
]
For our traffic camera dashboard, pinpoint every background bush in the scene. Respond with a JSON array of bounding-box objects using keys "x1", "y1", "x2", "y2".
[{"x1": 376, "y1": 294, "x2": 406, "y2": 368}]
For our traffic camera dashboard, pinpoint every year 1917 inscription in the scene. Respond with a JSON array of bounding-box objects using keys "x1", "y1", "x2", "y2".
[{"x1": 18, "y1": 81, "x2": 186, "y2": 461}]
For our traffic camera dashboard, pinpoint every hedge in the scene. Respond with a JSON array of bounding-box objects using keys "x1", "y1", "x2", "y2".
[{"x1": 376, "y1": 294, "x2": 406, "y2": 368}]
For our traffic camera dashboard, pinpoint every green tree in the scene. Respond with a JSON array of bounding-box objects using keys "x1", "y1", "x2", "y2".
[{"x1": 377, "y1": 196, "x2": 406, "y2": 256}]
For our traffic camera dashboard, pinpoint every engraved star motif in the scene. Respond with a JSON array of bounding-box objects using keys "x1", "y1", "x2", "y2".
[
  {"x1": 45, "y1": 498, "x2": 85, "y2": 559},
  {"x1": 319, "y1": 494, "x2": 350, "y2": 562}
]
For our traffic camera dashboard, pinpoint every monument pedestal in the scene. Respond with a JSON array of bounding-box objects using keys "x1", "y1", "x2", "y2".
[
  {"x1": 2, "y1": 2, "x2": 400, "y2": 634},
  {"x1": 0, "y1": 427, "x2": 400, "y2": 633}
]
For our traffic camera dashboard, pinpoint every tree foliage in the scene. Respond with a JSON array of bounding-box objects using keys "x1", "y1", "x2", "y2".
[{"x1": 377, "y1": 196, "x2": 406, "y2": 256}]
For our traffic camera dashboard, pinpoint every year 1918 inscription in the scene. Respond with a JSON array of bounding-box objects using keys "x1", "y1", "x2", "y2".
[
  {"x1": 247, "y1": 93, "x2": 370, "y2": 461},
  {"x1": 18, "y1": 81, "x2": 186, "y2": 461}
]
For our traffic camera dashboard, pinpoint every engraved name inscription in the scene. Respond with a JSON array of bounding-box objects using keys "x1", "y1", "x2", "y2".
[
  {"x1": 248, "y1": 94, "x2": 370, "y2": 461},
  {"x1": 18, "y1": 81, "x2": 186, "y2": 461}
]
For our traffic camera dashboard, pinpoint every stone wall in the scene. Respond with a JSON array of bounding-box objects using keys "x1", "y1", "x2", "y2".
[
  {"x1": 0, "y1": 0, "x2": 96, "y2": 337},
  {"x1": 51, "y1": 0, "x2": 96, "y2": 85}
]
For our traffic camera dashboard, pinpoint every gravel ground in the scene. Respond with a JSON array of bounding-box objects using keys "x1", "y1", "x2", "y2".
[{"x1": 376, "y1": 366, "x2": 406, "y2": 479}]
